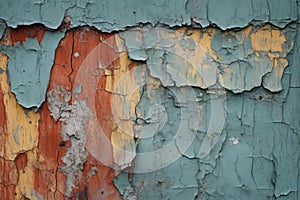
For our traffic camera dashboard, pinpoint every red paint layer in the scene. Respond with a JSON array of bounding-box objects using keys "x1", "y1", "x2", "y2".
[{"x1": 10, "y1": 24, "x2": 46, "y2": 44}]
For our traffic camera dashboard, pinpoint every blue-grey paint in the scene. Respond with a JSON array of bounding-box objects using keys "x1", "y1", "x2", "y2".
[
  {"x1": 289, "y1": 24, "x2": 300, "y2": 88},
  {"x1": 0, "y1": 30, "x2": 65, "y2": 108},
  {"x1": 14, "y1": 125, "x2": 19, "y2": 144},
  {"x1": 0, "y1": 0, "x2": 299, "y2": 199},
  {"x1": 74, "y1": 84, "x2": 82, "y2": 94},
  {"x1": 0, "y1": 19, "x2": 6, "y2": 39},
  {"x1": 113, "y1": 6, "x2": 300, "y2": 199},
  {"x1": 47, "y1": 85, "x2": 92, "y2": 196},
  {"x1": 119, "y1": 26, "x2": 296, "y2": 93},
  {"x1": 0, "y1": 0, "x2": 298, "y2": 32},
  {"x1": 115, "y1": 78, "x2": 300, "y2": 199}
]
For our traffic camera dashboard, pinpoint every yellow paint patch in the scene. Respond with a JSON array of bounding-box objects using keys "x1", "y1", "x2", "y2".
[
  {"x1": 0, "y1": 52, "x2": 39, "y2": 161},
  {"x1": 251, "y1": 25, "x2": 286, "y2": 52},
  {"x1": 105, "y1": 25, "x2": 292, "y2": 166},
  {"x1": 198, "y1": 28, "x2": 218, "y2": 60},
  {"x1": 15, "y1": 148, "x2": 39, "y2": 200},
  {"x1": 109, "y1": 36, "x2": 149, "y2": 168},
  {"x1": 158, "y1": 27, "x2": 218, "y2": 88}
]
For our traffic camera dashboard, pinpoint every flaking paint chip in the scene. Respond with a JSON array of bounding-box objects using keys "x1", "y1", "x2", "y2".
[
  {"x1": 229, "y1": 137, "x2": 239, "y2": 144},
  {"x1": 74, "y1": 52, "x2": 80, "y2": 58}
]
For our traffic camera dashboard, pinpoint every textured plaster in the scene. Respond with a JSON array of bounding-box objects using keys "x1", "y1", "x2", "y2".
[{"x1": 47, "y1": 85, "x2": 92, "y2": 196}]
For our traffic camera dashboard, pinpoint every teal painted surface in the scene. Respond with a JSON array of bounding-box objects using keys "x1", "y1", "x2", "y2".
[
  {"x1": 114, "y1": 70, "x2": 300, "y2": 200},
  {"x1": 0, "y1": 0, "x2": 297, "y2": 31},
  {"x1": 0, "y1": 31, "x2": 65, "y2": 108},
  {"x1": 0, "y1": 0, "x2": 298, "y2": 108},
  {"x1": 0, "y1": 0, "x2": 299, "y2": 199},
  {"x1": 113, "y1": 5, "x2": 300, "y2": 200},
  {"x1": 120, "y1": 26, "x2": 296, "y2": 92},
  {"x1": 0, "y1": 19, "x2": 6, "y2": 39}
]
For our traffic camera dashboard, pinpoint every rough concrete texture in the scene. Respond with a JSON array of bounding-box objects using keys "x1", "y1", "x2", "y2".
[{"x1": 0, "y1": 1, "x2": 299, "y2": 200}]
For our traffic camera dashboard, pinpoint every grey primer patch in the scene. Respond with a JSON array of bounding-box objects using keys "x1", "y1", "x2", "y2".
[
  {"x1": 31, "y1": 189, "x2": 43, "y2": 200},
  {"x1": 0, "y1": 30, "x2": 65, "y2": 108},
  {"x1": 13, "y1": 126, "x2": 19, "y2": 144},
  {"x1": 47, "y1": 85, "x2": 92, "y2": 196}
]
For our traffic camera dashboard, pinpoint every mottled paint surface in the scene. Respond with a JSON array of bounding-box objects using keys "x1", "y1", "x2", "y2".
[{"x1": 0, "y1": 1, "x2": 299, "y2": 200}]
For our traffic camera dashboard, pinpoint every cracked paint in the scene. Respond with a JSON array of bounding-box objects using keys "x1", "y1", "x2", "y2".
[
  {"x1": 0, "y1": 50, "x2": 39, "y2": 162},
  {"x1": 47, "y1": 85, "x2": 92, "y2": 196},
  {"x1": 0, "y1": 0, "x2": 298, "y2": 31},
  {"x1": 0, "y1": 28, "x2": 65, "y2": 108},
  {"x1": 0, "y1": 1, "x2": 299, "y2": 200},
  {"x1": 119, "y1": 24, "x2": 295, "y2": 93}
]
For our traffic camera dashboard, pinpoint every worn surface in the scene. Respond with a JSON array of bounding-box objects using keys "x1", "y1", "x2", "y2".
[
  {"x1": 0, "y1": 0, "x2": 298, "y2": 31},
  {"x1": 0, "y1": 1, "x2": 299, "y2": 200}
]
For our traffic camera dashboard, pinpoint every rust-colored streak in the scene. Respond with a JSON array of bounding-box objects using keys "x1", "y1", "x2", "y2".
[
  {"x1": 1, "y1": 25, "x2": 122, "y2": 199},
  {"x1": 48, "y1": 30, "x2": 74, "y2": 90},
  {"x1": 35, "y1": 102, "x2": 68, "y2": 200},
  {"x1": 0, "y1": 86, "x2": 7, "y2": 154},
  {"x1": 0, "y1": 37, "x2": 14, "y2": 200},
  {"x1": 10, "y1": 24, "x2": 46, "y2": 44},
  {"x1": 0, "y1": 157, "x2": 18, "y2": 200},
  {"x1": 14, "y1": 153, "x2": 27, "y2": 171},
  {"x1": 0, "y1": 52, "x2": 8, "y2": 162},
  {"x1": 70, "y1": 28, "x2": 121, "y2": 199},
  {"x1": 33, "y1": 30, "x2": 73, "y2": 199},
  {"x1": 72, "y1": 154, "x2": 120, "y2": 200},
  {"x1": 32, "y1": 28, "x2": 121, "y2": 199},
  {"x1": 0, "y1": 85, "x2": 7, "y2": 141}
]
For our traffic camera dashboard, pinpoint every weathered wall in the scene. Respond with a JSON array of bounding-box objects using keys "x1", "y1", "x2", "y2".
[{"x1": 0, "y1": 1, "x2": 299, "y2": 200}]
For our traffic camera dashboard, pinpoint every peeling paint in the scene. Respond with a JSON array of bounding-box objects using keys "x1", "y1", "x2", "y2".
[
  {"x1": 119, "y1": 25, "x2": 295, "y2": 93},
  {"x1": 15, "y1": 149, "x2": 38, "y2": 200},
  {"x1": 112, "y1": 22, "x2": 299, "y2": 200},
  {"x1": 0, "y1": 30, "x2": 65, "y2": 108},
  {"x1": 0, "y1": 51, "x2": 40, "y2": 161},
  {"x1": 0, "y1": 0, "x2": 298, "y2": 31},
  {"x1": 13, "y1": 126, "x2": 19, "y2": 144},
  {"x1": 0, "y1": 19, "x2": 6, "y2": 39},
  {"x1": 0, "y1": 1, "x2": 299, "y2": 199},
  {"x1": 47, "y1": 85, "x2": 92, "y2": 196}
]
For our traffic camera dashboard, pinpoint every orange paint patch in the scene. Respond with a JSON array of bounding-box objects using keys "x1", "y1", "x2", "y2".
[
  {"x1": 0, "y1": 157, "x2": 18, "y2": 200},
  {"x1": 10, "y1": 24, "x2": 46, "y2": 44},
  {"x1": 14, "y1": 153, "x2": 27, "y2": 171},
  {"x1": 33, "y1": 29, "x2": 73, "y2": 199},
  {"x1": 33, "y1": 28, "x2": 122, "y2": 199},
  {"x1": 70, "y1": 28, "x2": 121, "y2": 199},
  {"x1": 48, "y1": 30, "x2": 74, "y2": 90}
]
